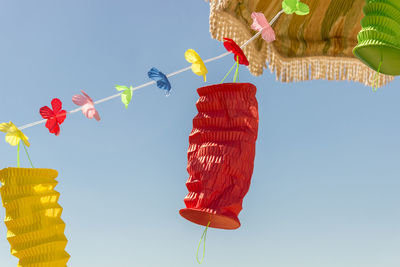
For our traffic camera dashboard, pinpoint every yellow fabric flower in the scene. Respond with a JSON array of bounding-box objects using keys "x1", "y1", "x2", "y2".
[
  {"x1": 185, "y1": 49, "x2": 208, "y2": 82},
  {"x1": 0, "y1": 122, "x2": 30, "y2": 147}
]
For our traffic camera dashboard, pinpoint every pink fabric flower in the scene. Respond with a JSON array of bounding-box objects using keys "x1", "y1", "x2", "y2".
[
  {"x1": 251, "y1": 12, "x2": 276, "y2": 43},
  {"x1": 72, "y1": 90, "x2": 100, "y2": 121}
]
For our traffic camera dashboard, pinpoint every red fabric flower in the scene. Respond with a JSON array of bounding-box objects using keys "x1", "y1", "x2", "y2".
[
  {"x1": 223, "y1": 38, "x2": 249, "y2": 66},
  {"x1": 39, "y1": 98, "x2": 67, "y2": 136}
]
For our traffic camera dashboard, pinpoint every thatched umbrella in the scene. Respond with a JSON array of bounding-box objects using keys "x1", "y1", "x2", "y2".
[{"x1": 206, "y1": 0, "x2": 395, "y2": 87}]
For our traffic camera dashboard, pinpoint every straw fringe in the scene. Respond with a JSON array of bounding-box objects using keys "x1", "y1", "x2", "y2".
[{"x1": 209, "y1": 0, "x2": 394, "y2": 88}]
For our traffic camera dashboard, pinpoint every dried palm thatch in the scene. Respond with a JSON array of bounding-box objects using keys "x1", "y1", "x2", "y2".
[{"x1": 207, "y1": 0, "x2": 394, "y2": 87}]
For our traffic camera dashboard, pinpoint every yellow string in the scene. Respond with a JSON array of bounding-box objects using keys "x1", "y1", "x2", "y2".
[{"x1": 196, "y1": 221, "x2": 211, "y2": 264}]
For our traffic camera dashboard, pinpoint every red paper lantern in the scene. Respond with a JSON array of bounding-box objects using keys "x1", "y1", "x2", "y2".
[{"x1": 180, "y1": 83, "x2": 259, "y2": 230}]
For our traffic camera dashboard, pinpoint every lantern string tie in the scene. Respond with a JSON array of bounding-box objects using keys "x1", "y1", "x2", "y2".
[
  {"x1": 22, "y1": 142, "x2": 34, "y2": 168},
  {"x1": 233, "y1": 56, "x2": 240, "y2": 82},
  {"x1": 220, "y1": 62, "x2": 237, "y2": 83},
  {"x1": 372, "y1": 59, "x2": 382, "y2": 92},
  {"x1": 16, "y1": 141, "x2": 34, "y2": 168},
  {"x1": 17, "y1": 142, "x2": 20, "y2": 167},
  {"x1": 196, "y1": 221, "x2": 211, "y2": 264}
]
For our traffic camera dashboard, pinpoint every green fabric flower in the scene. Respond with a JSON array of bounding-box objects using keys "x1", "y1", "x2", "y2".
[
  {"x1": 115, "y1": 85, "x2": 133, "y2": 109},
  {"x1": 282, "y1": 0, "x2": 310, "y2": 15}
]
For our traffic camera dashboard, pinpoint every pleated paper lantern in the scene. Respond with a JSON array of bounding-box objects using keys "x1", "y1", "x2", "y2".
[
  {"x1": 0, "y1": 168, "x2": 70, "y2": 266},
  {"x1": 180, "y1": 83, "x2": 259, "y2": 230},
  {"x1": 353, "y1": 0, "x2": 400, "y2": 75}
]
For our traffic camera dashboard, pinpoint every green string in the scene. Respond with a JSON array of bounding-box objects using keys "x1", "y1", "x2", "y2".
[
  {"x1": 196, "y1": 221, "x2": 211, "y2": 264},
  {"x1": 221, "y1": 61, "x2": 237, "y2": 83},
  {"x1": 233, "y1": 57, "x2": 239, "y2": 83},
  {"x1": 22, "y1": 142, "x2": 34, "y2": 168},
  {"x1": 237, "y1": 60, "x2": 239, "y2": 82},
  {"x1": 17, "y1": 142, "x2": 20, "y2": 167},
  {"x1": 372, "y1": 60, "x2": 382, "y2": 92}
]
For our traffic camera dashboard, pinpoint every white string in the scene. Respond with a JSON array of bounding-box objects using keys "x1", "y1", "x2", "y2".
[
  {"x1": 19, "y1": 120, "x2": 47, "y2": 130},
  {"x1": 17, "y1": 10, "x2": 284, "y2": 131},
  {"x1": 270, "y1": 10, "x2": 284, "y2": 27}
]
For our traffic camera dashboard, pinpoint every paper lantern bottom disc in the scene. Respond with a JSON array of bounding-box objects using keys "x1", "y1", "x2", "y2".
[
  {"x1": 179, "y1": 208, "x2": 240, "y2": 230},
  {"x1": 353, "y1": 43, "x2": 400, "y2": 75}
]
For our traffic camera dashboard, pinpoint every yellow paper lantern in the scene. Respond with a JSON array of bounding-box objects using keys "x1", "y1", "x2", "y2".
[{"x1": 0, "y1": 168, "x2": 70, "y2": 266}]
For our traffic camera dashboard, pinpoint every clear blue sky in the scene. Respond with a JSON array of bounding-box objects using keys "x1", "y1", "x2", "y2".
[{"x1": 0, "y1": 1, "x2": 399, "y2": 266}]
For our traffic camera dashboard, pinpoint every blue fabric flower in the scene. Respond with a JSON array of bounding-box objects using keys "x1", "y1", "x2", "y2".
[{"x1": 148, "y1": 67, "x2": 171, "y2": 95}]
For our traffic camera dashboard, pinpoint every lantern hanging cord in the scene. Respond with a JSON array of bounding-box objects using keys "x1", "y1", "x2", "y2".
[
  {"x1": 17, "y1": 10, "x2": 283, "y2": 131},
  {"x1": 372, "y1": 59, "x2": 383, "y2": 92},
  {"x1": 16, "y1": 141, "x2": 34, "y2": 168},
  {"x1": 196, "y1": 221, "x2": 211, "y2": 264},
  {"x1": 17, "y1": 142, "x2": 20, "y2": 167},
  {"x1": 220, "y1": 61, "x2": 238, "y2": 83},
  {"x1": 233, "y1": 57, "x2": 240, "y2": 83},
  {"x1": 22, "y1": 142, "x2": 34, "y2": 168}
]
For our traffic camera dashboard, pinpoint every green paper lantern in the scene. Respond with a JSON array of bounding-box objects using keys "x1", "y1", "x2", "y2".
[
  {"x1": 367, "y1": 0, "x2": 400, "y2": 12},
  {"x1": 353, "y1": 0, "x2": 400, "y2": 75},
  {"x1": 361, "y1": 16, "x2": 400, "y2": 37}
]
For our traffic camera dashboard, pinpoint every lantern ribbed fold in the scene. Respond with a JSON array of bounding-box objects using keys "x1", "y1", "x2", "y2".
[
  {"x1": 0, "y1": 168, "x2": 70, "y2": 267},
  {"x1": 180, "y1": 83, "x2": 259, "y2": 230},
  {"x1": 353, "y1": 0, "x2": 400, "y2": 75}
]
